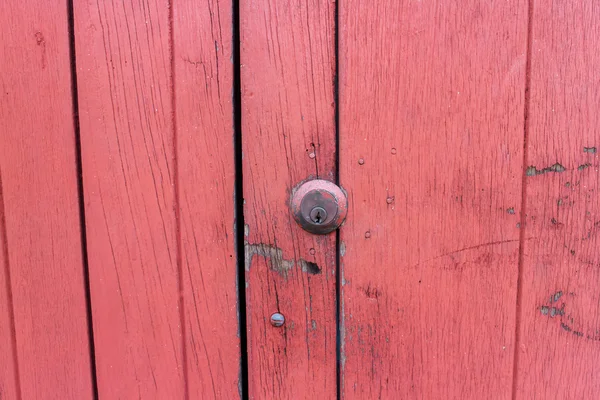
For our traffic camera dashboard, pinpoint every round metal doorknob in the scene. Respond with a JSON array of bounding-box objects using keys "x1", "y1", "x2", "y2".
[{"x1": 290, "y1": 179, "x2": 348, "y2": 234}]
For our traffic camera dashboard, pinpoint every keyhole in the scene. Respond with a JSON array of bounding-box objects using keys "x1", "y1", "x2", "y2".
[{"x1": 309, "y1": 207, "x2": 327, "y2": 225}]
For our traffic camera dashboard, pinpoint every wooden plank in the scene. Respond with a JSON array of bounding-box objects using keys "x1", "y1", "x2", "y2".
[
  {"x1": 0, "y1": 173, "x2": 20, "y2": 400},
  {"x1": 73, "y1": 2, "x2": 182, "y2": 398},
  {"x1": 514, "y1": 2, "x2": 600, "y2": 398},
  {"x1": 338, "y1": 1, "x2": 528, "y2": 398},
  {"x1": 240, "y1": 0, "x2": 337, "y2": 398},
  {"x1": 75, "y1": 1, "x2": 240, "y2": 397},
  {"x1": 173, "y1": 0, "x2": 241, "y2": 398},
  {"x1": 0, "y1": 2, "x2": 94, "y2": 398}
]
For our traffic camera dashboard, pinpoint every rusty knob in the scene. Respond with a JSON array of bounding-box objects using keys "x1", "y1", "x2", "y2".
[{"x1": 290, "y1": 179, "x2": 348, "y2": 234}]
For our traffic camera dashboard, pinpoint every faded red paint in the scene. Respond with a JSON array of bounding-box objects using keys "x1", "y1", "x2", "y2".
[
  {"x1": 338, "y1": 0, "x2": 528, "y2": 398},
  {"x1": 1, "y1": 1, "x2": 600, "y2": 399}
]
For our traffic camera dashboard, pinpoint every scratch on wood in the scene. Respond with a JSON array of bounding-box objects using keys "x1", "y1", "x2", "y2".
[
  {"x1": 34, "y1": 32, "x2": 46, "y2": 69},
  {"x1": 410, "y1": 238, "x2": 526, "y2": 268}
]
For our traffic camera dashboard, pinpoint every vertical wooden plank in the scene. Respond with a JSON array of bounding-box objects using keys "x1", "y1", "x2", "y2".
[
  {"x1": 0, "y1": 175, "x2": 19, "y2": 400},
  {"x1": 74, "y1": 2, "x2": 182, "y2": 398},
  {"x1": 241, "y1": 0, "x2": 337, "y2": 398},
  {"x1": 0, "y1": 1, "x2": 94, "y2": 398},
  {"x1": 76, "y1": 0, "x2": 241, "y2": 397},
  {"x1": 173, "y1": 0, "x2": 241, "y2": 398},
  {"x1": 339, "y1": 1, "x2": 528, "y2": 398},
  {"x1": 515, "y1": 3, "x2": 600, "y2": 398}
]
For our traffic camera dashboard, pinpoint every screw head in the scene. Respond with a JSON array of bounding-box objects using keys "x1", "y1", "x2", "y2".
[
  {"x1": 270, "y1": 312, "x2": 285, "y2": 327},
  {"x1": 309, "y1": 206, "x2": 327, "y2": 224}
]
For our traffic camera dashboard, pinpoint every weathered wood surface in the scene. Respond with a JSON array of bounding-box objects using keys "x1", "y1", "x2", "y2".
[
  {"x1": 514, "y1": 2, "x2": 600, "y2": 398},
  {"x1": 240, "y1": 0, "x2": 337, "y2": 398},
  {"x1": 4, "y1": 2, "x2": 600, "y2": 398},
  {"x1": 0, "y1": 1, "x2": 94, "y2": 398},
  {"x1": 174, "y1": 0, "x2": 241, "y2": 397},
  {"x1": 338, "y1": 1, "x2": 528, "y2": 398},
  {"x1": 74, "y1": 0, "x2": 239, "y2": 398}
]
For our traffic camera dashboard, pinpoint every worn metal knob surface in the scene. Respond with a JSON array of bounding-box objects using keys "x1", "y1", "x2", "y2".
[{"x1": 290, "y1": 179, "x2": 348, "y2": 234}]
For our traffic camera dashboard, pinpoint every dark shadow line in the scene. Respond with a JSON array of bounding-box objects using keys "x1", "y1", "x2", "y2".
[
  {"x1": 168, "y1": 1, "x2": 189, "y2": 399},
  {"x1": 334, "y1": 0, "x2": 341, "y2": 399},
  {"x1": 512, "y1": 1, "x2": 535, "y2": 398},
  {"x1": 0, "y1": 169, "x2": 23, "y2": 400},
  {"x1": 67, "y1": 0, "x2": 99, "y2": 398},
  {"x1": 233, "y1": 0, "x2": 249, "y2": 398}
]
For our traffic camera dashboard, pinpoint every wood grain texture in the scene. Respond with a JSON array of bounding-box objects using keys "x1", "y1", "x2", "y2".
[
  {"x1": 338, "y1": 1, "x2": 528, "y2": 398},
  {"x1": 75, "y1": 1, "x2": 240, "y2": 397},
  {"x1": 74, "y1": 2, "x2": 182, "y2": 398},
  {"x1": 514, "y1": 2, "x2": 600, "y2": 398},
  {"x1": 240, "y1": 0, "x2": 337, "y2": 398},
  {"x1": 0, "y1": 1, "x2": 94, "y2": 398},
  {"x1": 173, "y1": 0, "x2": 241, "y2": 398}
]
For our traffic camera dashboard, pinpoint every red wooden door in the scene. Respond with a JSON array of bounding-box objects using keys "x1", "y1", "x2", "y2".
[{"x1": 1, "y1": 1, "x2": 600, "y2": 399}]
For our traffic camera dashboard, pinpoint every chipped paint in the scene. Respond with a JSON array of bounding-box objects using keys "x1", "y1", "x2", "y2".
[
  {"x1": 299, "y1": 259, "x2": 322, "y2": 275},
  {"x1": 583, "y1": 146, "x2": 597, "y2": 154},
  {"x1": 577, "y1": 163, "x2": 592, "y2": 171},
  {"x1": 244, "y1": 242, "x2": 294, "y2": 277},
  {"x1": 526, "y1": 163, "x2": 566, "y2": 176},
  {"x1": 244, "y1": 242, "x2": 322, "y2": 277},
  {"x1": 539, "y1": 290, "x2": 598, "y2": 341},
  {"x1": 550, "y1": 291, "x2": 563, "y2": 303}
]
